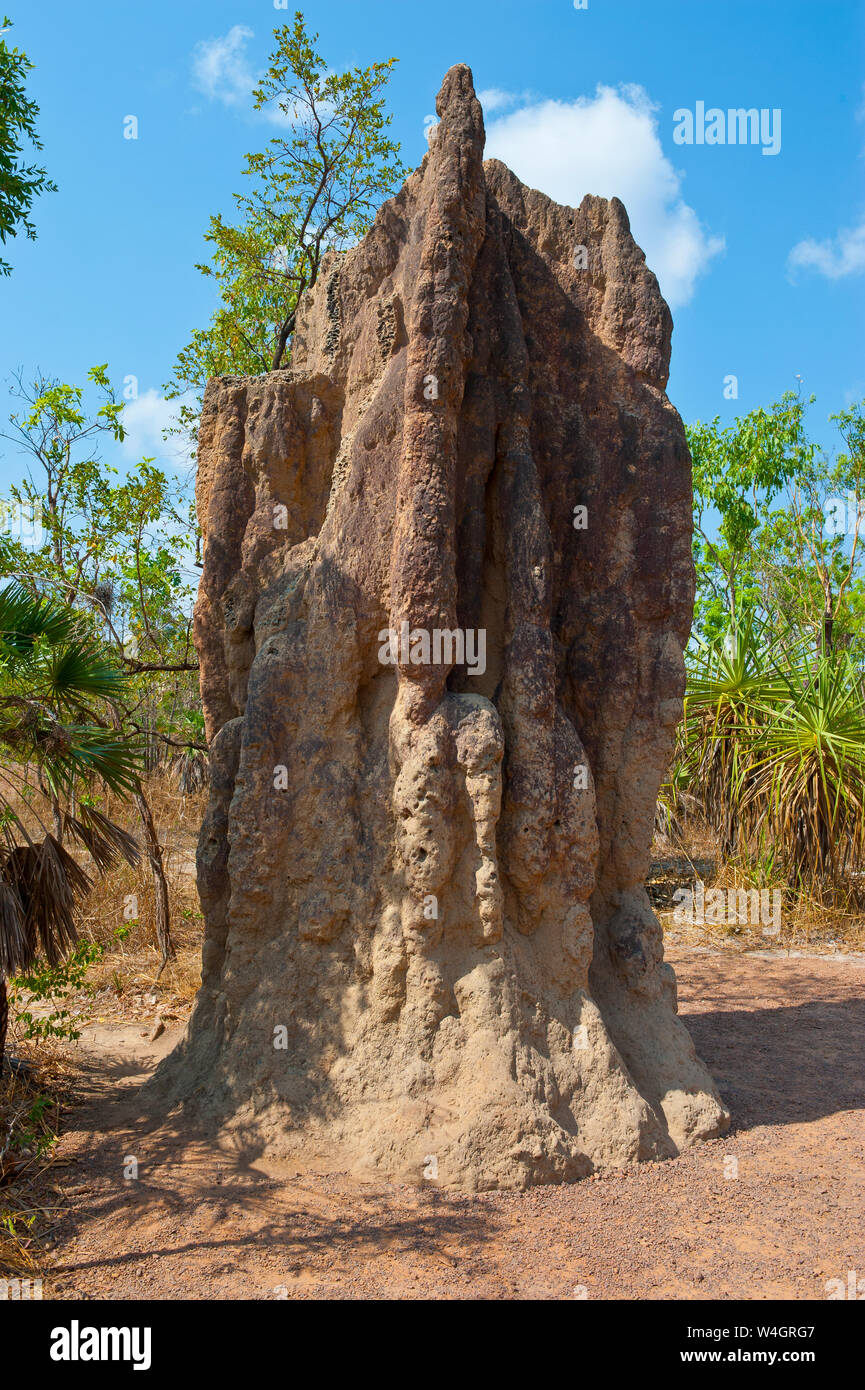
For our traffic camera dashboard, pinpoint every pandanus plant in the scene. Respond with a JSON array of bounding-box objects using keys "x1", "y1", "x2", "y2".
[
  {"x1": 0, "y1": 579, "x2": 141, "y2": 1068},
  {"x1": 680, "y1": 616, "x2": 865, "y2": 892},
  {"x1": 739, "y1": 644, "x2": 865, "y2": 889},
  {"x1": 682, "y1": 619, "x2": 785, "y2": 859}
]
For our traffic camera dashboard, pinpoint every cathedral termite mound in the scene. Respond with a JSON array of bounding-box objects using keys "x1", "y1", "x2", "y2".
[{"x1": 145, "y1": 63, "x2": 729, "y2": 1191}]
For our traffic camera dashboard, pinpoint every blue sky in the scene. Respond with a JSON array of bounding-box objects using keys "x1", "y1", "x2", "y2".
[{"x1": 1, "y1": 0, "x2": 863, "y2": 495}]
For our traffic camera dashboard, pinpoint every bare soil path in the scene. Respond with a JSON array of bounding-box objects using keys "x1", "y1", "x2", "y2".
[{"x1": 41, "y1": 948, "x2": 865, "y2": 1301}]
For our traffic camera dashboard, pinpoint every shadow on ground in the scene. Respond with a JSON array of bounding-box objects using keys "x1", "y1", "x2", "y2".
[{"x1": 685, "y1": 996, "x2": 865, "y2": 1129}]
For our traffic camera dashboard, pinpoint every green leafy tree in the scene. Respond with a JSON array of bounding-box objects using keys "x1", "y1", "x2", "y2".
[
  {"x1": 1, "y1": 367, "x2": 198, "y2": 693},
  {"x1": 753, "y1": 400, "x2": 865, "y2": 656},
  {"x1": 687, "y1": 392, "x2": 816, "y2": 643},
  {"x1": 0, "y1": 15, "x2": 57, "y2": 275},
  {"x1": 165, "y1": 12, "x2": 405, "y2": 442},
  {"x1": 2, "y1": 367, "x2": 202, "y2": 974},
  {"x1": 667, "y1": 396, "x2": 865, "y2": 900}
]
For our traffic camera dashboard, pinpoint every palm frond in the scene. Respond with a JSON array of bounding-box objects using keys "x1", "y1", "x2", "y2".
[
  {"x1": 62, "y1": 805, "x2": 140, "y2": 873},
  {"x1": 0, "y1": 838, "x2": 90, "y2": 974},
  {"x1": 0, "y1": 880, "x2": 27, "y2": 976},
  {"x1": 0, "y1": 582, "x2": 77, "y2": 655}
]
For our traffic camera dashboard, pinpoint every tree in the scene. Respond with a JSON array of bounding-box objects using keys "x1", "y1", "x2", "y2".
[
  {"x1": 0, "y1": 578, "x2": 141, "y2": 1067},
  {"x1": 165, "y1": 12, "x2": 405, "y2": 443},
  {"x1": 687, "y1": 391, "x2": 815, "y2": 644},
  {"x1": 0, "y1": 15, "x2": 57, "y2": 275},
  {"x1": 2, "y1": 366, "x2": 203, "y2": 972},
  {"x1": 673, "y1": 396, "x2": 865, "y2": 892},
  {"x1": 755, "y1": 400, "x2": 865, "y2": 656},
  {"x1": 688, "y1": 392, "x2": 865, "y2": 656},
  {"x1": 1, "y1": 366, "x2": 199, "y2": 695}
]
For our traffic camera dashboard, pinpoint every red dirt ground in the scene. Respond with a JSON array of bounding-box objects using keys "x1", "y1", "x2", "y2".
[{"x1": 40, "y1": 947, "x2": 865, "y2": 1301}]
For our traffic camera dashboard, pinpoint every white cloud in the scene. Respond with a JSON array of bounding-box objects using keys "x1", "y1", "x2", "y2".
[
  {"x1": 120, "y1": 390, "x2": 192, "y2": 463},
  {"x1": 477, "y1": 88, "x2": 535, "y2": 115},
  {"x1": 478, "y1": 87, "x2": 516, "y2": 114},
  {"x1": 788, "y1": 216, "x2": 865, "y2": 280},
  {"x1": 191, "y1": 24, "x2": 256, "y2": 109},
  {"x1": 483, "y1": 84, "x2": 724, "y2": 308},
  {"x1": 189, "y1": 26, "x2": 316, "y2": 127}
]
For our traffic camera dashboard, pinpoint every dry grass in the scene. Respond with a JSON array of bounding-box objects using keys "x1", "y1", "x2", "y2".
[
  {"x1": 652, "y1": 816, "x2": 865, "y2": 953},
  {"x1": 84, "y1": 943, "x2": 201, "y2": 1018},
  {"x1": 78, "y1": 775, "x2": 206, "y2": 955},
  {"x1": 0, "y1": 1039, "x2": 77, "y2": 1278},
  {"x1": 6, "y1": 771, "x2": 205, "y2": 1026},
  {"x1": 2, "y1": 769, "x2": 206, "y2": 955}
]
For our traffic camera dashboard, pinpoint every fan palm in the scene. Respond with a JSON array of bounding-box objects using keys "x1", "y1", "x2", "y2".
[{"x1": 0, "y1": 580, "x2": 142, "y2": 1067}]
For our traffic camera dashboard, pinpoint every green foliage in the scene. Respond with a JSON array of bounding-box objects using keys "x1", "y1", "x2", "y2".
[
  {"x1": 681, "y1": 619, "x2": 778, "y2": 856},
  {"x1": 0, "y1": 577, "x2": 141, "y2": 1005},
  {"x1": 1, "y1": 367, "x2": 201, "y2": 760},
  {"x1": 687, "y1": 392, "x2": 816, "y2": 640},
  {"x1": 13, "y1": 1094, "x2": 56, "y2": 1158},
  {"x1": 751, "y1": 400, "x2": 865, "y2": 657},
  {"x1": 0, "y1": 582, "x2": 141, "y2": 803},
  {"x1": 9, "y1": 937, "x2": 104, "y2": 1042},
  {"x1": 0, "y1": 15, "x2": 57, "y2": 274},
  {"x1": 688, "y1": 394, "x2": 865, "y2": 658},
  {"x1": 165, "y1": 11, "x2": 405, "y2": 440},
  {"x1": 680, "y1": 621, "x2": 865, "y2": 891},
  {"x1": 674, "y1": 391, "x2": 865, "y2": 893}
]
